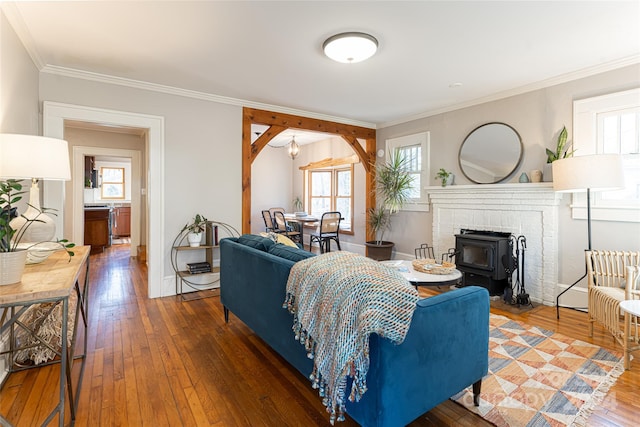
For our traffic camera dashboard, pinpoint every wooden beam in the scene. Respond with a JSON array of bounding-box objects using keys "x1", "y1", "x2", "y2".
[
  {"x1": 250, "y1": 125, "x2": 287, "y2": 162},
  {"x1": 299, "y1": 155, "x2": 360, "y2": 171},
  {"x1": 340, "y1": 135, "x2": 373, "y2": 173},
  {"x1": 245, "y1": 108, "x2": 375, "y2": 140},
  {"x1": 242, "y1": 107, "x2": 376, "y2": 238}
]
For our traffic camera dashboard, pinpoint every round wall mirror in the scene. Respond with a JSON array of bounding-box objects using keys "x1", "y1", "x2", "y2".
[{"x1": 458, "y1": 122, "x2": 523, "y2": 184}]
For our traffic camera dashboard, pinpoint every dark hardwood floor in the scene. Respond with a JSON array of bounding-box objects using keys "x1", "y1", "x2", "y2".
[{"x1": 1, "y1": 244, "x2": 639, "y2": 426}]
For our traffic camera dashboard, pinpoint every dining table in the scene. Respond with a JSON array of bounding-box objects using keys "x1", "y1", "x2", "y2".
[{"x1": 284, "y1": 213, "x2": 319, "y2": 250}]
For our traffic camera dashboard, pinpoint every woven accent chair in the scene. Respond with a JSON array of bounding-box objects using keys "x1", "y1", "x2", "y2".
[
  {"x1": 309, "y1": 211, "x2": 342, "y2": 253},
  {"x1": 586, "y1": 250, "x2": 640, "y2": 369}
]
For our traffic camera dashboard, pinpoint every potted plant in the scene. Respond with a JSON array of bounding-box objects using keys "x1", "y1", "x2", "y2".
[
  {"x1": 183, "y1": 214, "x2": 208, "y2": 247},
  {"x1": 365, "y1": 152, "x2": 414, "y2": 261},
  {"x1": 435, "y1": 168, "x2": 454, "y2": 187},
  {"x1": 292, "y1": 196, "x2": 305, "y2": 215},
  {"x1": 544, "y1": 126, "x2": 573, "y2": 181},
  {"x1": 1, "y1": 179, "x2": 75, "y2": 285}
]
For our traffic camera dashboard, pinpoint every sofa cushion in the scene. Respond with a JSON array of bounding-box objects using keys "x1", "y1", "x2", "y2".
[
  {"x1": 268, "y1": 243, "x2": 316, "y2": 262},
  {"x1": 238, "y1": 234, "x2": 275, "y2": 252}
]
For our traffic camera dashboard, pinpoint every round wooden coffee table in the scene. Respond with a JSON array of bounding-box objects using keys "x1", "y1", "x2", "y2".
[{"x1": 381, "y1": 260, "x2": 462, "y2": 288}]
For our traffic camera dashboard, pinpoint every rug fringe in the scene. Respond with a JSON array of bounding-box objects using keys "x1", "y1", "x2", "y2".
[{"x1": 571, "y1": 355, "x2": 627, "y2": 426}]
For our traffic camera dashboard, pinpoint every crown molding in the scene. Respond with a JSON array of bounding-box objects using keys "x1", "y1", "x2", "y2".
[
  {"x1": 39, "y1": 65, "x2": 377, "y2": 130},
  {"x1": 380, "y1": 55, "x2": 640, "y2": 128}
]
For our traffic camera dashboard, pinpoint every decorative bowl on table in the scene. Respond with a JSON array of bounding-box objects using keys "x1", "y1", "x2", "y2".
[
  {"x1": 294, "y1": 212, "x2": 308, "y2": 217},
  {"x1": 16, "y1": 242, "x2": 62, "y2": 264},
  {"x1": 411, "y1": 258, "x2": 456, "y2": 275}
]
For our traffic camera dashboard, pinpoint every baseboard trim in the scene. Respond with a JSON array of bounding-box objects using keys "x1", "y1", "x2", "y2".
[{"x1": 556, "y1": 283, "x2": 588, "y2": 312}]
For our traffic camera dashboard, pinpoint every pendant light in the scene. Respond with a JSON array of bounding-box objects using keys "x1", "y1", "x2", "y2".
[{"x1": 288, "y1": 137, "x2": 300, "y2": 159}]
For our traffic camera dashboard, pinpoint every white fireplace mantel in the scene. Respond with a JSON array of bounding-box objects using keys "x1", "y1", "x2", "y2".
[{"x1": 427, "y1": 182, "x2": 562, "y2": 305}]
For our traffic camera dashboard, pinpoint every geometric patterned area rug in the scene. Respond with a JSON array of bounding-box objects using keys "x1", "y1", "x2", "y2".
[{"x1": 452, "y1": 314, "x2": 625, "y2": 427}]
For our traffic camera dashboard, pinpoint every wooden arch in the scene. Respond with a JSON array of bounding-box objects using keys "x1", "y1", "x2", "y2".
[{"x1": 242, "y1": 107, "x2": 376, "y2": 241}]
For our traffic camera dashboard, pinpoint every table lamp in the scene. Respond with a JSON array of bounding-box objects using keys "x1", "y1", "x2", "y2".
[
  {"x1": 0, "y1": 133, "x2": 71, "y2": 243},
  {"x1": 553, "y1": 153, "x2": 625, "y2": 318}
]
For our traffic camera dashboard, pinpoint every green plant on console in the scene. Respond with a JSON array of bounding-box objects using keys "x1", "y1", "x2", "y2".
[
  {"x1": 546, "y1": 126, "x2": 574, "y2": 163},
  {"x1": 0, "y1": 179, "x2": 75, "y2": 257},
  {"x1": 435, "y1": 168, "x2": 452, "y2": 187}
]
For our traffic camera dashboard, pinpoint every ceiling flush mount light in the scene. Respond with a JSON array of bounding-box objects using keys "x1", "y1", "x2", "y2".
[
  {"x1": 288, "y1": 137, "x2": 300, "y2": 159},
  {"x1": 323, "y1": 32, "x2": 378, "y2": 63}
]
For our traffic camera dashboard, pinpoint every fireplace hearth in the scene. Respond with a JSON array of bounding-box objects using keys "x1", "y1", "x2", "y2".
[{"x1": 455, "y1": 229, "x2": 513, "y2": 295}]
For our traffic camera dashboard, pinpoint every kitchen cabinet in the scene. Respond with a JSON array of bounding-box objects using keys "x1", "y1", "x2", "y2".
[
  {"x1": 112, "y1": 206, "x2": 131, "y2": 237},
  {"x1": 84, "y1": 208, "x2": 110, "y2": 254}
]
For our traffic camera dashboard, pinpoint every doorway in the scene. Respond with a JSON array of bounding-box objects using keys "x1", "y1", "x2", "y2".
[
  {"x1": 43, "y1": 102, "x2": 165, "y2": 298},
  {"x1": 72, "y1": 145, "x2": 142, "y2": 258}
]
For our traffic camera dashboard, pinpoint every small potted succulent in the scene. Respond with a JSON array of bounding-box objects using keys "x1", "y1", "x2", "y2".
[
  {"x1": 183, "y1": 214, "x2": 208, "y2": 247},
  {"x1": 435, "y1": 168, "x2": 454, "y2": 187},
  {"x1": 1, "y1": 179, "x2": 75, "y2": 285}
]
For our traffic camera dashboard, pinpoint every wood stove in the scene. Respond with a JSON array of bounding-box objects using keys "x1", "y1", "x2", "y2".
[{"x1": 455, "y1": 229, "x2": 513, "y2": 295}]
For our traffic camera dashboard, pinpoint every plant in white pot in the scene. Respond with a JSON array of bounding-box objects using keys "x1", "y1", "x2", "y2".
[
  {"x1": 544, "y1": 126, "x2": 573, "y2": 182},
  {"x1": 365, "y1": 152, "x2": 414, "y2": 261},
  {"x1": 183, "y1": 214, "x2": 208, "y2": 247},
  {"x1": 435, "y1": 168, "x2": 455, "y2": 187},
  {"x1": 1, "y1": 179, "x2": 75, "y2": 285}
]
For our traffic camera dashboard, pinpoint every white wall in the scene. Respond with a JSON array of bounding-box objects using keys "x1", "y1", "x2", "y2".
[
  {"x1": 39, "y1": 73, "x2": 242, "y2": 296},
  {"x1": 0, "y1": 11, "x2": 39, "y2": 134},
  {"x1": 251, "y1": 144, "x2": 293, "y2": 234},
  {"x1": 377, "y1": 64, "x2": 640, "y2": 291}
]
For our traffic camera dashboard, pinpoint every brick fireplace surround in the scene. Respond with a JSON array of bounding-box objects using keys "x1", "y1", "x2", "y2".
[{"x1": 428, "y1": 183, "x2": 562, "y2": 305}]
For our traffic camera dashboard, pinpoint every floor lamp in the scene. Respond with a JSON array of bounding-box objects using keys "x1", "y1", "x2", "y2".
[{"x1": 553, "y1": 153, "x2": 625, "y2": 319}]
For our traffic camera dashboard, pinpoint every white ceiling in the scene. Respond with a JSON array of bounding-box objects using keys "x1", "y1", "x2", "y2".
[{"x1": 4, "y1": 1, "x2": 639, "y2": 145}]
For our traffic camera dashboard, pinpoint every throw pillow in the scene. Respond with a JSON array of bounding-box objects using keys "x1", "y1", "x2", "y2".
[
  {"x1": 238, "y1": 234, "x2": 275, "y2": 252},
  {"x1": 268, "y1": 243, "x2": 316, "y2": 262},
  {"x1": 259, "y1": 232, "x2": 298, "y2": 248}
]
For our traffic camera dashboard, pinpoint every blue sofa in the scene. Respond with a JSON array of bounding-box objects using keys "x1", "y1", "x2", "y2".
[{"x1": 220, "y1": 235, "x2": 489, "y2": 427}]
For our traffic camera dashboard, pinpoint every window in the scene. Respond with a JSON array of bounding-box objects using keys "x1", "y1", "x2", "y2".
[
  {"x1": 101, "y1": 167, "x2": 125, "y2": 200},
  {"x1": 308, "y1": 166, "x2": 353, "y2": 232},
  {"x1": 385, "y1": 132, "x2": 430, "y2": 211},
  {"x1": 573, "y1": 88, "x2": 640, "y2": 222}
]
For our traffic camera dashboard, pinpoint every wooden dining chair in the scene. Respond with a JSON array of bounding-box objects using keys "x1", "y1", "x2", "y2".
[
  {"x1": 309, "y1": 211, "x2": 342, "y2": 253},
  {"x1": 261, "y1": 210, "x2": 275, "y2": 232},
  {"x1": 272, "y1": 211, "x2": 301, "y2": 243}
]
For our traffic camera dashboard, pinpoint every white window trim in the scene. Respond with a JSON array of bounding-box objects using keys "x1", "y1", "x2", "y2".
[
  {"x1": 572, "y1": 88, "x2": 640, "y2": 223},
  {"x1": 385, "y1": 131, "x2": 430, "y2": 212}
]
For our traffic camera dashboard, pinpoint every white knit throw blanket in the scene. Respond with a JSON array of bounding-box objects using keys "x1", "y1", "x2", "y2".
[{"x1": 283, "y1": 251, "x2": 418, "y2": 424}]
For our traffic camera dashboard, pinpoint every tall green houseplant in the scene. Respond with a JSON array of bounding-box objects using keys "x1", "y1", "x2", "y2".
[{"x1": 366, "y1": 152, "x2": 414, "y2": 260}]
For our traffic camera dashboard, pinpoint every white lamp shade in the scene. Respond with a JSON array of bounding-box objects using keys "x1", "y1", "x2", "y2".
[
  {"x1": 323, "y1": 32, "x2": 378, "y2": 63},
  {"x1": 552, "y1": 154, "x2": 625, "y2": 192},
  {"x1": 0, "y1": 134, "x2": 71, "y2": 181}
]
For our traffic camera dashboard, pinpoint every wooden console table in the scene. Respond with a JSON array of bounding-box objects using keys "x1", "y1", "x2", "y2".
[{"x1": 0, "y1": 246, "x2": 90, "y2": 426}]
